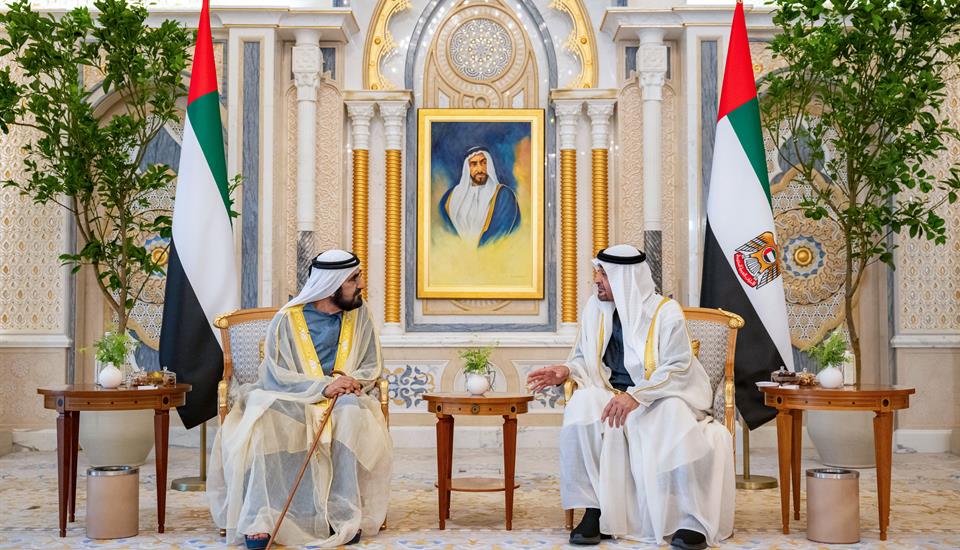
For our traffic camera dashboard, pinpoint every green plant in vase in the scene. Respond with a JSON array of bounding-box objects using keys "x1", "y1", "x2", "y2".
[
  {"x1": 93, "y1": 331, "x2": 138, "y2": 388},
  {"x1": 807, "y1": 328, "x2": 848, "y2": 388},
  {"x1": 459, "y1": 346, "x2": 495, "y2": 395}
]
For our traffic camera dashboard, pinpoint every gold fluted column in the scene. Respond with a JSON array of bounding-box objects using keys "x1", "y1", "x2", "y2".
[
  {"x1": 383, "y1": 149, "x2": 402, "y2": 323},
  {"x1": 555, "y1": 100, "x2": 583, "y2": 325},
  {"x1": 588, "y1": 100, "x2": 615, "y2": 256},
  {"x1": 346, "y1": 101, "x2": 375, "y2": 297},
  {"x1": 378, "y1": 99, "x2": 409, "y2": 327}
]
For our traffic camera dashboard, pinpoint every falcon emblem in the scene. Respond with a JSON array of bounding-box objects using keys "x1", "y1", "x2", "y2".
[{"x1": 733, "y1": 231, "x2": 781, "y2": 289}]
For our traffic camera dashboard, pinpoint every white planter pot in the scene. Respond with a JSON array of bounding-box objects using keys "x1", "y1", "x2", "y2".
[
  {"x1": 79, "y1": 410, "x2": 155, "y2": 467},
  {"x1": 465, "y1": 373, "x2": 492, "y2": 396},
  {"x1": 807, "y1": 409, "x2": 876, "y2": 468}
]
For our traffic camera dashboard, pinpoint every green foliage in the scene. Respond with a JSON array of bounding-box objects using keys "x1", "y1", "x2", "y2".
[
  {"x1": 94, "y1": 330, "x2": 137, "y2": 368},
  {"x1": 761, "y1": 0, "x2": 960, "y2": 383},
  {"x1": 808, "y1": 328, "x2": 848, "y2": 371},
  {"x1": 0, "y1": 0, "x2": 192, "y2": 333},
  {"x1": 458, "y1": 346, "x2": 494, "y2": 375}
]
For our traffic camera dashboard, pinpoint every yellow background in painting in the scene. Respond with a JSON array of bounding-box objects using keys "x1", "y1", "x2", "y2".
[{"x1": 427, "y1": 137, "x2": 533, "y2": 288}]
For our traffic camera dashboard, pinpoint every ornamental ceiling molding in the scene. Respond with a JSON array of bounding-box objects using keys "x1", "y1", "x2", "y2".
[
  {"x1": 548, "y1": 0, "x2": 597, "y2": 89},
  {"x1": 363, "y1": 0, "x2": 413, "y2": 91}
]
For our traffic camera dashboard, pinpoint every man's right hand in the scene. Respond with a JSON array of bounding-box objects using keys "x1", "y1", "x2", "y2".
[
  {"x1": 526, "y1": 365, "x2": 570, "y2": 393},
  {"x1": 322, "y1": 375, "x2": 361, "y2": 398}
]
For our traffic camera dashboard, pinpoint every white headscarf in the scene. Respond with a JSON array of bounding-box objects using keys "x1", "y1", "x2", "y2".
[
  {"x1": 592, "y1": 244, "x2": 658, "y2": 369},
  {"x1": 447, "y1": 149, "x2": 501, "y2": 240},
  {"x1": 281, "y1": 249, "x2": 359, "y2": 311}
]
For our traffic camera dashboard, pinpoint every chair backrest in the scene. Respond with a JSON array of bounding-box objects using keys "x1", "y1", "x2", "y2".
[
  {"x1": 681, "y1": 307, "x2": 743, "y2": 435},
  {"x1": 214, "y1": 307, "x2": 278, "y2": 416}
]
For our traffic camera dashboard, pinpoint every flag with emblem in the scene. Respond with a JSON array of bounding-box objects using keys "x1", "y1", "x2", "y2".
[
  {"x1": 160, "y1": 0, "x2": 239, "y2": 429},
  {"x1": 699, "y1": 1, "x2": 794, "y2": 430}
]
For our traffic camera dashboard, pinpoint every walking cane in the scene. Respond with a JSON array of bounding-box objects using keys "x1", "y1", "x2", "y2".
[{"x1": 265, "y1": 394, "x2": 339, "y2": 550}]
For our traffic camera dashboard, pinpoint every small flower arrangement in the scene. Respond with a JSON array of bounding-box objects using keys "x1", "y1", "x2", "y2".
[
  {"x1": 94, "y1": 331, "x2": 137, "y2": 369},
  {"x1": 808, "y1": 328, "x2": 847, "y2": 372},
  {"x1": 458, "y1": 346, "x2": 494, "y2": 374}
]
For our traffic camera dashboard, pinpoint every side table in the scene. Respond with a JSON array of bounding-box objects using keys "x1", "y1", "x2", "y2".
[
  {"x1": 37, "y1": 384, "x2": 191, "y2": 537},
  {"x1": 760, "y1": 384, "x2": 914, "y2": 541},
  {"x1": 423, "y1": 392, "x2": 534, "y2": 530}
]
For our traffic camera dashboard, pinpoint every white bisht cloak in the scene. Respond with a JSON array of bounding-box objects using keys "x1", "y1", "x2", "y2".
[
  {"x1": 562, "y1": 247, "x2": 734, "y2": 546},
  {"x1": 208, "y1": 252, "x2": 391, "y2": 547}
]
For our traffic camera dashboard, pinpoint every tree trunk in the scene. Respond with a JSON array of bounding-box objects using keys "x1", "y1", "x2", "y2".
[{"x1": 843, "y1": 239, "x2": 861, "y2": 386}]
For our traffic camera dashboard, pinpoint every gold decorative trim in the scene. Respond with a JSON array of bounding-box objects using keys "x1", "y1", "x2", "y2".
[
  {"x1": 214, "y1": 310, "x2": 239, "y2": 329},
  {"x1": 352, "y1": 149, "x2": 370, "y2": 297},
  {"x1": 717, "y1": 308, "x2": 746, "y2": 329},
  {"x1": 591, "y1": 149, "x2": 609, "y2": 255},
  {"x1": 363, "y1": 0, "x2": 413, "y2": 90},
  {"x1": 384, "y1": 149, "x2": 403, "y2": 323},
  {"x1": 549, "y1": 0, "x2": 598, "y2": 89},
  {"x1": 560, "y1": 148, "x2": 578, "y2": 323},
  {"x1": 643, "y1": 297, "x2": 671, "y2": 380},
  {"x1": 288, "y1": 305, "x2": 323, "y2": 377}
]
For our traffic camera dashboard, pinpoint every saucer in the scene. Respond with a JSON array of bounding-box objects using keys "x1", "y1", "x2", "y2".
[{"x1": 755, "y1": 381, "x2": 778, "y2": 388}]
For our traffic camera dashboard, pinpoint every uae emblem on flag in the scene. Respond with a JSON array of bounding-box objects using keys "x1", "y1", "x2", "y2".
[
  {"x1": 160, "y1": 0, "x2": 240, "y2": 429},
  {"x1": 700, "y1": 2, "x2": 795, "y2": 430}
]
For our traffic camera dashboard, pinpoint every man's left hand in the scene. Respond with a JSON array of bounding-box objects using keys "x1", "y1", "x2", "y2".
[{"x1": 600, "y1": 393, "x2": 640, "y2": 428}]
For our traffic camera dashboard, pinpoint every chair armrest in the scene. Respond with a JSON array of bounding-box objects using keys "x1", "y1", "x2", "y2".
[
  {"x1": 691, "y1": 339, "x2": 701, "y2": 358},
  {"x1": 563, "y1": 379, "x2": 578, "y2": 403},
  {"x1": 724, "y1": 378, "x2": 735, "y2": 435},
  {"x1": 217, "y1": 379, "x2": 228, "y2": 422},
  {"x1": 377, "y1": 377, "x2": 390, "y2": 426}
]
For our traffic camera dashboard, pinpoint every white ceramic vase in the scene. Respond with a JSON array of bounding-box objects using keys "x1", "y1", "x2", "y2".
[
  {"x1": 465, "y1": 373, "x2": 491, "y2": 396},
  {"x1": 816, "y1": 366, "x2": 844, "y2": 389},
  {"x1": 97, "y1": 364, "x2": 123, "y2": 388}
]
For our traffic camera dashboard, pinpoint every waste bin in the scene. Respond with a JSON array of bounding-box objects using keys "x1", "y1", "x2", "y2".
[
  {"x1": 806, "y1": 468, "x2": 859, "y2": 544},
  {"x1": 85, "y1": 465, "x2": 139, "y2": 539}
]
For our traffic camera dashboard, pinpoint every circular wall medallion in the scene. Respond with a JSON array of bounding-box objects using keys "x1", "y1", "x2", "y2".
[
  {"x1": 776, "y1": 209, "x2": 845, "y2": 305},
  {"x1": 448, "y1": 18, "x2": 513, "y2": 81}
]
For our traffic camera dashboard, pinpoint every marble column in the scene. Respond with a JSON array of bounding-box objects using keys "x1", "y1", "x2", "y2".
[
  {"x1": 637, "y1": 29, "x2": 667, "y2": 291},
  {"x1": 555, "y1": 100, "x2": 582, "y2": 326},
  {"x1": 346, "y1": 102, "x2": 375, "y2": 297},
  {"x1": 292, "y1": 30, "x2": 322, "y2": 288},
  {"x1": 587, "y1": 100, "x2": 615, "y2": 257},
  {"x1": 378, "y1": 100, "x2": 408, "y2": 330}
]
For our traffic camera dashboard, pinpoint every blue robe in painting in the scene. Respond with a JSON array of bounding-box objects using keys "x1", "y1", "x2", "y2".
[{"x1": 438, "y1": 184, "x2": 522, "y2": 247}]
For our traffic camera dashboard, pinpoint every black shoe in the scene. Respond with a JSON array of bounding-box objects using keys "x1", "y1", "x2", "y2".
[
  {"x1": 670, "y1": 529, "x2": 707, "y2": 550},
  {"x1": 346, "y1": 529, "x2": 362, "y2": 545},
  {"x1": 244, "y1": 534, "x2": 270, "y2": 550},
  {"x1": 569, "y1": 508, "x2": 612, "y2": 545}
]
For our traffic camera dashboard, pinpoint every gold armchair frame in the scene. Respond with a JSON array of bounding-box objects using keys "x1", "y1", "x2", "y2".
[
  {"x1": 561, "y1": 306, "x2": 743, "y2": 529},
  {"x1": 213, "y1": 307, "x2": 390, "y2": 424}
]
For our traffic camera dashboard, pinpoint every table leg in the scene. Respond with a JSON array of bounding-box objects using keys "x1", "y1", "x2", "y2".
[
  {"x1": 444, "y1": 416, "x2": 454, "y2": 520},
  {"x1": 775, "y1": 409, "x2": 793, "y2": 534},
  {"x1": 503, "y1": 415, "x2": 517, "y2": 531},
  {"x1": 435, "y1": 415, "x2": 451, "y2": 530},
  {"x1": 69, "y1": 411, "x2": 80, "y2": 523},
  {"x1": 56, "y1": 410, "x2": 69, "y2": 537},
  {"x1": 791, "y1": 409, "x2": 803, "y2": 521},
  {"x1": 154, "y1": 409, "x2": 170, "y2": 534},
  {"x1": 874, "y1": 410, "x2": 893, "y2": 541}
]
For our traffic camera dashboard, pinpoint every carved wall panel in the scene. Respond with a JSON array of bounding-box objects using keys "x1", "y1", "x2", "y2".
[{"x1": 0, "y1": 55, "x2": 65, "y2": 334}]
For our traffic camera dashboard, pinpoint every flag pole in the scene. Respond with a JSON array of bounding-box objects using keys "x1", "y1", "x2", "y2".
[
  {"x1": 171, "y1": 422, "x2": 207, "y2": 491},
  {"x1": 735, "y1": 414, "x2": 777, "y2": 490}
]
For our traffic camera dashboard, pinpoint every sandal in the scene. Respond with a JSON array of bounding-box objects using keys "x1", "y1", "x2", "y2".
[{"x1": 244, "y1": 534, "x2": 271, "y2": 550}]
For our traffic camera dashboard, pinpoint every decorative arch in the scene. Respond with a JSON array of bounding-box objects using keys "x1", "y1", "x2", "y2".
[{"x1": 362, "y1": 0, "x2": 413, "y2": 90}]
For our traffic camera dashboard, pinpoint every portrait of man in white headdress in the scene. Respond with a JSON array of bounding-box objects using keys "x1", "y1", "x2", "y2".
[{"x1": 438, "y1": 146, "x2": 522, "y2": 247}]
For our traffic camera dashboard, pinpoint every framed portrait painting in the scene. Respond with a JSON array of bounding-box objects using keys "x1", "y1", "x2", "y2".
[{"x1": 417, "y1": 108, "x2": 544, "y2": 299}]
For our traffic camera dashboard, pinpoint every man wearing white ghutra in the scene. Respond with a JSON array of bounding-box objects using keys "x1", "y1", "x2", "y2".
[{"x1": 527, "y1": 245, "x2": 734, "y2": 549}]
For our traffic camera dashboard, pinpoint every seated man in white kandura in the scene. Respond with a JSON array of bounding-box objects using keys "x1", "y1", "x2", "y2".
[
  {"x1": 209, "y1": 249, "x2": 391, "y2": 549},
  {"x1": 527, "y1": 244, "x2": 734, "y2": 549}
]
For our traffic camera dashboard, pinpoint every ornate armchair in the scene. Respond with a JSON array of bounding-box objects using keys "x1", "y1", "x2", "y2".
[
  {"x1": 213, "y1": 307, "x2": 390, "y2": 424},
  {"x1": 561, "y1": 306, "x2": 743, "y2": 529}
]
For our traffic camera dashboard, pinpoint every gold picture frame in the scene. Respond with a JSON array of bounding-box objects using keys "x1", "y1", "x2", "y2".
[{"x1": 417, "y1": 108, "x2": 544, "y2": 299}]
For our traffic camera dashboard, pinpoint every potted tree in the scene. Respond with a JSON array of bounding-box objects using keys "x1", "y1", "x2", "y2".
[
  {"x1": 761, "y1": 0, "x2": 960, "y2": 467},
  {"x1": 0, "y1": 0, "x2": 191, "y2": 465}
]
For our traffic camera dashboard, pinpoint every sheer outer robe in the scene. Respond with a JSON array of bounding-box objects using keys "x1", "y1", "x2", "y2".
[
  {"x1": 208, "y1": 304, "x2": 391, "y2": 547},
  {"x1": 561, "y1": 295, "x2": 734, "y2": 546}
]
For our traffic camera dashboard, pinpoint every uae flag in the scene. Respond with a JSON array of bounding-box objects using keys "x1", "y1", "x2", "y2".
[
  {"x1": 700, "y1": 2, "x2": 794, "y2": 430},
  {"x1": 160, "y1": 0, "x2": 239, "y2": 429}
]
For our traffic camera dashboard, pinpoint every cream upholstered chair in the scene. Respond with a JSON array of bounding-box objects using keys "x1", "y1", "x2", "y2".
[
  {"x1": 561, "y1": 306, "x2": 743, "y2": 529},
  {"x1": 214, "y1": 307, "x2": 390, "y2": 423}
]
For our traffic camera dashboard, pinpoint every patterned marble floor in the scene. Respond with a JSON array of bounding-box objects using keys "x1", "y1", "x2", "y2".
[{"x1": 1, "y1": 444, "x2": 958, "y2": 549}]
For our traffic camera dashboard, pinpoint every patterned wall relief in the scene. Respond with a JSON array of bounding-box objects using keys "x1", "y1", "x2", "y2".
[
  {"x1": 0, "y1": 55, "x2": 65, "y2": 334},
  {"x1": 384, "y1": 360, "x2": 446, "y2": 413},
  {"x1": 614, "y1": 80, "x2": 680, "y2": 299},
  {"x1": 283, "y1": 79, "x2": 345, "y2": 299},
  {"x1": 896, "y1": 78, "x2": 960, "y2": 334},
  {"x1": 512, "y1": 360, "x2": 567, "y2": 413}
]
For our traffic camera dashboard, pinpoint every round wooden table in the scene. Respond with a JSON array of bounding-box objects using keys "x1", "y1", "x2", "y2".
[
  {"x1": 37, "y1": 384, "x2": 191, "y2": 537},
  {"x1": 760, "y1": 384, "x2": 914, "y2": 541},
  {"x1": 422, "y1": 392, "x2": 534, "y2": 530}
]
